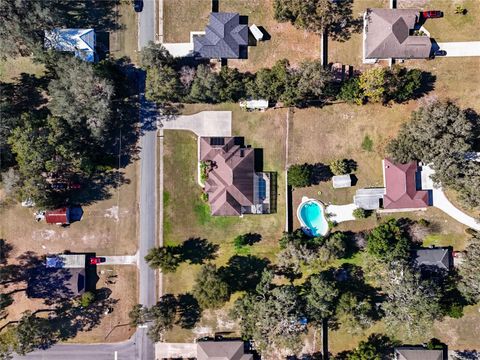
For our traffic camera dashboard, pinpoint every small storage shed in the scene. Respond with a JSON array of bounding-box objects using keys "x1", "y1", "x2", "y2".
[
  {"x1": 46, "y1": 207, "x2": 70, "y2": 225},
  {"x1": 332, "y1": 174, "x2": 352, "y2": 189},
  {"x1": 249, "y1": 24, "x2": 264, "y2": 41}
]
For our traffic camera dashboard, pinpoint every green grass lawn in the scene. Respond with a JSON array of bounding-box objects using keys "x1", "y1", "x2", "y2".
[
  {"x1": 162, "y1": 105, "x2": 288, "y2": 341},
  {"x1": 408, "y1": 0, "x2": 480, "y2": 42}
]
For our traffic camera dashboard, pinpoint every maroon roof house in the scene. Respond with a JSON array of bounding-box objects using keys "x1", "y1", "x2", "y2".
[
  {"x1": 382, "y1": 158, "x2": 429, "y2": 209},
  {"x1": 199, "y1": 137, "x2": 270, "y2": 216}
]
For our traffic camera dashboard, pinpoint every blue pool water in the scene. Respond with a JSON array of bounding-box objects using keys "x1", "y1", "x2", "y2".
[{"x1": 299, "y1": 201, "x2": 329, "y2": 237}]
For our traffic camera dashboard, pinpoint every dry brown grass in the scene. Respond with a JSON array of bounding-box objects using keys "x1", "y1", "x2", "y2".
[
  {"x1": 0, "y1": 163, "x2": 138, "y2": 258},
  {"x1": 70, "y1": 265, "x2": 137, "y2": 343},
  {"x1": 109, "y1": 0, "x2": 139, "y2": 62},
  {"x1": 163, "y1": 0, "x2": 320, "y2": 72},
  {"x1": 0, "y1": 57, "x2": 45, "y2": 83}
]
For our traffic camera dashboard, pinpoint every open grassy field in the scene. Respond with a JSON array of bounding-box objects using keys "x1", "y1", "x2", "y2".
[{"x1": 163, "y1": 0, "x2": 320, "y2": 72}]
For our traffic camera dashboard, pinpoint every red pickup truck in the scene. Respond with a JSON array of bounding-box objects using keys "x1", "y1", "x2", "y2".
[{"x1": 421, "y1": 10, "x2": 443, "y2": 18}]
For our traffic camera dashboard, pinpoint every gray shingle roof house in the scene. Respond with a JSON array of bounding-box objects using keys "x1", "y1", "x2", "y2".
[
  {"x1": 197, "y1": 341, "x2": 253, "y2": 360},
  {"x1": 200, "y1": 137, "x2": 271, "y2": 216},
  {"x1": 363, "y1": 8, "x2": 432, "y2": 61},
  {"x1": 412, "y1": 248, "x2": 452, "y2": 271},
  {"x1": 193, "y1": 12, "x2": 248, "y2": 59},
  {"x1": 394, "y1": 347, "x2": 443, "y2": 360}
]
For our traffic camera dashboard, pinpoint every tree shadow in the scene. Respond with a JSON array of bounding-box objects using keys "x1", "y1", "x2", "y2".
[
  {"x1": 0, "y1": 239, "x2": 13, "y2": 265},
  {"x1": 238, "y1": 233, "x2": 262, "y2": 246},
  {"x1": 334, "y1": 333, "x2": 397, "y2": 359},
  {"x1": 310, "y1": 163, "x2": 333, "y2": 185},
  {"x1": 176, "y1": 293, "x2": 202, "y2": 329},
  {"x1": 329, "y1": 0, "x2": 364, "y2": 42},
  {"x1": 57, "y1": 0, "x2": 122, "y2": 32},
  {"x1": 219, "y1": 255, "x2": 270, "y2": 292},
  {"x1": 179, "y1": 238, "x2": 219, "y2": 265},
  {"x1": 414, "y1": 71, "x2": 436, "y2": 100}
]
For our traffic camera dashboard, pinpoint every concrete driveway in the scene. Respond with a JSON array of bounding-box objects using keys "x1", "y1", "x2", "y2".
[
  {"x1": 161, "y1": 111, "x2": 232, "y2": 137},
  {"x1": 155, "y1": 343, "x2": 197, "y2": 359},
  {"x1": 436, "y1": 41, "x2": 480, "y2": 57},
  {"x1": 96, "y1": 254, "x2": 137, "y2": 266}
]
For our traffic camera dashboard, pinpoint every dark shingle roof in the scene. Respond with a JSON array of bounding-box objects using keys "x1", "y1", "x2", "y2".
[
  {"x1": 197, "y1": 341, "x2": 253, "y2": 360},
  {"x1": 194, "y1": 12, "x2": 248, "y2": 59},
  {"x1": 412, "y1": 248, "x2": 451, "y2": 270},
  {"x1": 394, "y1": 347, "x2": 443, "y2": 360},
  {"x1": 364, "y1": 9, "x2": 432, "y2": 59}
]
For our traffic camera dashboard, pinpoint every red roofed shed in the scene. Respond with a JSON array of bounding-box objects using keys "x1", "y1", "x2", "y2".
[
  {"x1": 383, "y1": 158, "x2": 429, "y2": 209},
  {"x1": 45, "y1": 208, "x2": 70, "y2": 225}
]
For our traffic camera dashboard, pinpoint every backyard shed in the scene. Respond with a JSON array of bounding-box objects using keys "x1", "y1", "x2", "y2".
[
  {"x1": 250, "y1": 24, "x2": 263, "y2": 41},
  {"x1": 332, "y1": 175, "x2": 352, "y2": 189},
  {"x1": 45, "y1": 207, "x2": 70, "y2": 225}
]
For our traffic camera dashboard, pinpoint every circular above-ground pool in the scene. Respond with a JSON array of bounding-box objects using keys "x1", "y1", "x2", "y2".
[{"x1": 297, "y1": 197, "x2": 329, "y2": 237}]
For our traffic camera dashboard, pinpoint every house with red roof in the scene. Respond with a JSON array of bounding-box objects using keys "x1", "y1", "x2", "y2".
[
  {"x1": 382, "y1": 158, "x2": 430, "y2": 210},
  {"x1": 199, "y1": 137, "x2": 271, "y2": 216}
]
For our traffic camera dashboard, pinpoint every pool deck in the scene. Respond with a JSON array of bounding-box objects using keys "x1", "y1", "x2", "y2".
[{"x1": 326, "y1": 203, "x2": 357, "y2": 223}]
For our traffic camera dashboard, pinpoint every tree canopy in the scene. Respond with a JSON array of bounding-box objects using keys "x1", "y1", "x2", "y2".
[
  {"x1": 366, "y1": 219, "x2": 410, "y2": 262},
  {"x1": 232, "y1": 274, "x2": 306, "y2": 354},
  {"x1": 192, "y1": 264, "x2": 229, "y2": 309},
  {"x1": 288, "y1": 164, "x2": 313, "y2": 188},
  {"x1": 381, "y1": 262, "x2": 443, "y2": 339},
  {"x1": 458, "y1": 234, "x2": 480, "y2": 304},
  {"x1": 387, "y1": 101, "x2": 480, "y2": 208}
]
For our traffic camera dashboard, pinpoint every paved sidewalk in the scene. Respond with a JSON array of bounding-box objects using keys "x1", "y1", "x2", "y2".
[
  {"x1": 326, "y1": 203, "x2": 357, "y2": 223},
  {"x1": 161, "y1": 111, "x2": 232, "y2": 137},
  {"x1": 436, "y1": 41, "x2": 480, "y2": 57}
]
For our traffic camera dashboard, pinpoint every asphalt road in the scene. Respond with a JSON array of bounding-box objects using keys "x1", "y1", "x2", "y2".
[
  {"x1": 12, "y1": 6, "x2": 160, "y2": 360},
  {"x1": 138, "y1": 0, "x2": 156, "y2": 49},
  {"x1": 12, "y1": 340, "x2": 136, "y2": 360}
]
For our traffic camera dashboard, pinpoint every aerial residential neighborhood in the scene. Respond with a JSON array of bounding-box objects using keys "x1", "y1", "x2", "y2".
[{"x1": 1, "y1": 0, "x2": 480, "y2": 360}]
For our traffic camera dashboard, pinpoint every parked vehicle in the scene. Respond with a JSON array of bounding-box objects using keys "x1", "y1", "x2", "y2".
[
  {"x1": 69, "y1": 183, "x2": 81, "y2": 189},
  {"x1": 51, "y1": 183, "x2": 67, "y2": 190},
  {"x1": 89, "y1": 257, "x2": 106, "y2": 265},
  {"x1": 421, "y1": 10, "x2": 443, "y2": 18},
  {"x1": 133, "y1": 0, "x2": 143, "y2": 12},
  {"x1": 434, "y1": 50, "x2": 447, "y2": 56}
]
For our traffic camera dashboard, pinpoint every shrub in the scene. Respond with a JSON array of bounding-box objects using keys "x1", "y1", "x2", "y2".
[
  {"x1": 338, "y1": 77, "x2": 364, "y2": 105},
  {"x1": 445, "y1": 304, "x2": 464, "y2": 319},
  {"x1": 417, "y1": 218, "x2": 430, "y2": 227},
  {"x1": 361, "y1": 135, "x2": 373, "y2": 152},
  {"x1": 200, "y1": 192, "x2": 208, "y2": 202},
  {"x1": 288, "y1": 163, "x2": 312, "y2": 188},
  {"x1": 330, "y1": 159, "x2": 356, "y2": 175},
  {"x1": 455, "y1": 5, "x2": 467, "y2": 15},
  {"x1": 79, "y1": 291, "x2": 95, "y2": 307},
  {"x1": 200, "y1": 161, "x2": 209, "y2": 183},
  {"x1": 353, "y1": 208, "x2": 371, "y2": 219}
]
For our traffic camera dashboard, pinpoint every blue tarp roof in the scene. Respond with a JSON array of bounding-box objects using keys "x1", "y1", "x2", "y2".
[{"x1": 44, "y1": 29, "x2": 96, "y2": 62}]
